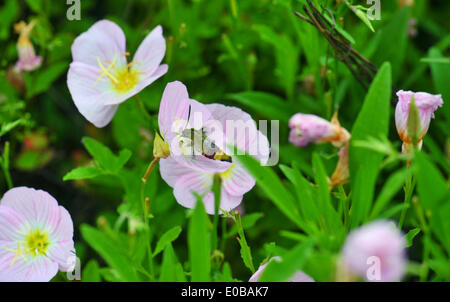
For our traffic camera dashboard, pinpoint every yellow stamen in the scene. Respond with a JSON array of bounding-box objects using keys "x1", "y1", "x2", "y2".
[
  {"x1": 3, "y1": 243, "x2": 28, "y2": 266},
  {"x1": 93, "y1": 55, "x2": 119, "y2": 87}
]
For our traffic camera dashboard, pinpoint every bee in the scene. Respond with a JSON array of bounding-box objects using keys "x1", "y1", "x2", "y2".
[{"x1": 179, "y1": 127, "x2": 231, "y2": 163}]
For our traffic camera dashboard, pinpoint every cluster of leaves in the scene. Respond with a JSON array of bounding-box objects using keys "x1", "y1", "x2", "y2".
[{"x1": 0, "y1": 0, "x2": 449, "y2": 282}]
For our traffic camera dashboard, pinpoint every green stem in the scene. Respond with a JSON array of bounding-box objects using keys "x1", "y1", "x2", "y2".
[
  {"x1": 398, "y1": 174, "x2": 416, "y2": 229},
  {"x1": 1, "y1": 142, "x2": 13, "y2": 189},
  {"x1": 211, "y1": 174, "x2": 221, "y2": 251},
  {"x1": 220, "y1": 217, "x2": 227, "y2": 253},
  {"x1": 140, "y1": 157, "x2": 160, "y2": 278}
]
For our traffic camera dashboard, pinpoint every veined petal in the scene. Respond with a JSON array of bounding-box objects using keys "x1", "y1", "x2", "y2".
[
  {"x1": 71, "y1": 20, "x2": 127, "y2": 68},
  {"x1": 158, "y1": 81, "x2": 190, "y2": 140},
  {"x1": 0, "y1": 254, "x2": 58, "y2": 282},
  {"x1": 173, "y1": 170, "x2": 214, "y2": 211},
  {"x1": 0, "y1": 206, "x2": 26, "y2": 241},
  {"x1": 132, "y1": 25, "x2": 166, "y2": 78},
  {"x1": 0, "y1": 187, "x2": 61, "y2": 234},
  {"x1": 67, "y1": 62, "x2": 119, "y2": 127},
  {"x1": 221, "y1": 162, "x2": 256, "y2": 197}
]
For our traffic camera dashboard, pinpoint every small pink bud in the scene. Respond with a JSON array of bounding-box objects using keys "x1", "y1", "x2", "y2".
[
  {"x1": 395, "y1": 90, "x2": 443, "y2": 151},
  {"x1": 14, "y1": 21, "x2": 42, "y2": 72},
  {"x1": 289, "y1": 113, "x2": 350, "y2": 147}
]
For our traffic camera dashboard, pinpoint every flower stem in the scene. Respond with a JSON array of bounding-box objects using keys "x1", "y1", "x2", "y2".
[
  {"x1": 140, "y1": 157, "x2": 160, "y2": 278},
  {"x1": 398, "y1": 174, "x2": 416, "y2": 229},
  {"x1": 0, "y1": 142, "x2": 13, "y2": 189},
  {"x1": 211, "y1": 174, "x2": 221, "y2": 251}
]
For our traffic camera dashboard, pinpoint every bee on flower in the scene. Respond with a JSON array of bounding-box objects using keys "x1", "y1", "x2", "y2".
[{"x1": 157, "y1": 81, "x2": 270, "y2": 214}]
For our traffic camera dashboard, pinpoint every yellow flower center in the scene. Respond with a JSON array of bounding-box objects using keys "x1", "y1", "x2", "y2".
[
  {"x1": 93, "y1": 53, "x2": 140, "y2": 93},
  {"x1": 2, "y1": 229, "x2": 51, "y2": 266},
  {"x1": 25, "y1": 229, "x2": 50, "y2": 257}
]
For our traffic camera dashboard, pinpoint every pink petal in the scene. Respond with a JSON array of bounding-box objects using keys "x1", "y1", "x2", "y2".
[
  {"x1": 221, "y1": 163, "x2": 255, "y2": 197},
  {"x1": 0, "y1": 187, "x2": 61, "y2": 234},
  {"x1": 67, "y1": 62, "x2": 119, "y2": 127},
  {"x1": 132, "y1": 25, "x2": 166, "y2": 78},
  {"x1": 158, "y1": 81, "x2": 190, "y2": 140},
  {"x1": 71, "y1": 20, "x2": 127, "y2": 69},
  {"x1": 0, "y1": 206, "x2": 26, "y2": 241},
  {"x1": 0, "y1": 255, "x2": 58, "y2": 282}
]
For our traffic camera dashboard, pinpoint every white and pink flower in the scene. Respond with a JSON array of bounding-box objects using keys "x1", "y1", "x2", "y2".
[
  {"x1": 288, "y1": 113, "x2": 350, "y2": 147},
  {"x1": 0, "y1": 187, "x2": 75, "y2": 282},
  {"x1": 395, "y1": 90, "x2": 443, "y2": 151},
  {"x1": 67, "y1": 20, "x2": 168, "y2": 127},
  {"x1": 14, "y1": 21, "x2": 42, "y2": 72},
  {"x1": 158, "y1": 81, "x2": 270, "y2": 214},
  {"x1": 341, "y1": 220, "x2": 406, "y2": 282}
]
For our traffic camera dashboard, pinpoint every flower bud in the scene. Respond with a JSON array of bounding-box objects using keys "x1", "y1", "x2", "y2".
[
  {"x1": 153, "y1": 131, "x2": 170, "y2": 159},
  {"x1": 289, "y1": 113, "x2": 350, "y2": 147},
  {"x1": 395, "y1": 90, "x2": 443, "y2": 151},
  {"x1": 14, "y1": 21, "x2": 42, "y2": 72}
]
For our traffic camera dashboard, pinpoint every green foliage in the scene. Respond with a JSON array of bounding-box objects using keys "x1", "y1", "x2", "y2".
[
  {"x1": 349, "y1": 62, "x2": 392, "y2": 228},
  {"x1": 1, "y1": 0, "x2": 449, "y2": 283}
]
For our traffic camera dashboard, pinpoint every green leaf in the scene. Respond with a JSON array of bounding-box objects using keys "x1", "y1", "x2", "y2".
[
  {"x1": 26, "y1": 62, "x2": 68, "y2": 98},
  {"x1": 259, "y1": 240, "x2": 314, "y2": 282},
  {"x1": 428, "y1": 48, "x2": 450, "y2": 123},
  {"x1": 234, "y1": 211, "x2": 255, "y2": 274},
  {"x1": 80, "y1": 225, "x2": 140, "y2": 282},
  {"x1": 405, "y1": 228, "x2": 421, "y2": 248},
  {"x1": 226, "y1": 91, "x2": 293, "y2": 122},
  {"x1": 349, "y1": 62, "x2": 392, "y2": 228},
  {"x1": 226, "y1": 212, "x2": 264, "y2": 238},
  {"x1": 82, "y1": 137, "x2": 132, "y2": 173},
  {"x1": 413, "y1": 152, "x2": 450, "y2": 254},
  {"x1": 63, "y1": 166, "x2": 102, "y2": 181},
  {"x1": 253, "y1": 24, "x2": 299, "y2": 100},
  {"x1": 188, "y1": 200, "x2": 211, "y2": 282},
  {"x1": 236, "y1": 153, "x2": 302, "y2": 228},
  {"x1": 370, "y1": 8, "x2": 409, "y2": 81},
  {"x1": 159, "y1": 243, "x2": 178, "y2": 282},
  {"x1": 153, "y1": 226, "x2": 182, "y2": 257},
  {"x1": 0, "y1": 0, "x2": 19, "y2": 40},
  {"x1": 312, "y1": 153, "x2": 341, "y2": 232},
  {"x1": 82, "y1": 260, "x2": 102, "y2": 282},
  {"x1": 347, "y1": 3, "x2": 375, "y2": 33},
  {"x1": 370, "y1": 168, "x2": 410, "y2": 219}
]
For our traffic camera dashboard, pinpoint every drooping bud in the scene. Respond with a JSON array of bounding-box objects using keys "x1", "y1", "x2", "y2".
[
  {"x1": 288, "y1": 112, "x2": 350, "y2": 148},
  {"x1": 14, "y1": 20, "x2": 42, "y2": 72}
]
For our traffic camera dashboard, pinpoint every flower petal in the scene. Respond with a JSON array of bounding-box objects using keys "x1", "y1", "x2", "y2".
[
  {"x1": 0, "y1": 206, "x2": 26, "y2": 241},
  {"x1": 67, "y1": 62, "x2": 119, "y2": 127},
  {"x1": 0, "y1": 254, "x2": 58, "y2": 282},
  {"x1": 71, "y1": 20, "x2": 127, "y2": 68},
  {"x1": 158, "y1": 81, "x2": 190, "y2": 140},
  {"x1": 0, "y1": 187, "x2": 61, "y2": 234},
  {"x1": 221, "y1": 162, "x2": 255, "y2": 197},
  {"x1": 132, "y1": 25, "x2": 166, "y2": 77}
]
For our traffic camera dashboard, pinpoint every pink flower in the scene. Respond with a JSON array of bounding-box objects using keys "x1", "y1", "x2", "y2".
[
  {"x1": 341, "y1": 221, "x2": 406, "y2": 282},
  {"x1": 67, "y1": 20, "x2": 168, "y2": 127},
  {"x1": 0, "y1": 187, "x2": 75, "y2": 282},
  {"x1": 289, "y1": 113, "x2": 350, "y2": 147},
  {"x1": 158, "y1": 81, "x2": 270, "y2": 214},
  {"x1": 395, "y1": 90, "x2": 443, "y2": 150},
  {"x1": 249, "y1": 257, "x2": 314, "y2": 282},
  {"x1": 14, "y1": 21, "x2": 42, "y2": 72}
]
